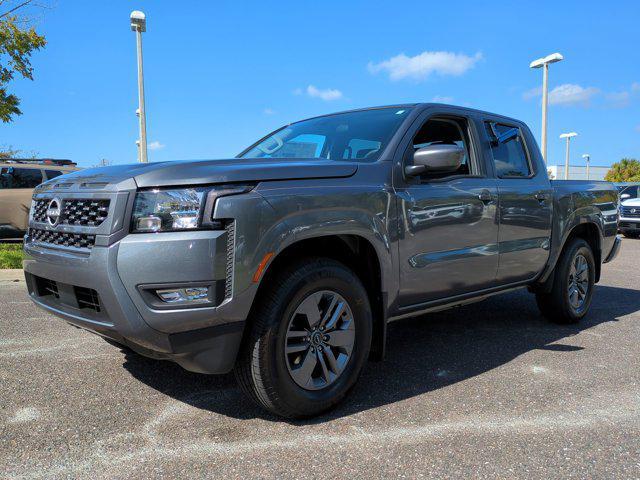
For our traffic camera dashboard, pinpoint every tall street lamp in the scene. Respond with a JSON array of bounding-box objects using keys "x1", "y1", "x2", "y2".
[
  {"x1": 560, "y1": 132, "x2": 578, "y2": 180},
  {"x1": 582, "y1": 154, "x2": 590, "y2": 180},
  {"x1": 530, "y1": 52, "x2": 564, "y2": 164},
  {"x1": 130, "y1": 10, "x2": 148, "y2": 163}
]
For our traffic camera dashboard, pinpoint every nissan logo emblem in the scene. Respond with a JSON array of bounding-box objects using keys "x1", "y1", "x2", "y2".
[{"x1": 46, "y1": 198, "x2": 62, "y2": 226}]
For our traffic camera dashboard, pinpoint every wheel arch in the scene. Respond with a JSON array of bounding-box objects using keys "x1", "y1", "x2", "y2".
[
  {"x1": 535, "y1": 220, "x2": 603, "y2": 294},
  {"x1": 249, "y1": 234, "x2": 388, "y2": 360}
]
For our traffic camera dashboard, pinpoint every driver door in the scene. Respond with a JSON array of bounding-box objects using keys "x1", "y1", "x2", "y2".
[{"x1": 395, "y1": 112, "x2": 499, "y2": 307}]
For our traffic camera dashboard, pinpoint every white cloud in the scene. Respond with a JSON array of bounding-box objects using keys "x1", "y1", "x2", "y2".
[
  {"x1": 606, "y1": 91, "x2": 630, "y2": 108},
  {"x1": 147, "y1": 141, "x2": 165, "y2": 151},
  {"x1": 302, "y1": 85, "x2": 343, "y2": 101},
  {"x1": 548, "y1": 84, "x2": 599, "y2": 106},
  {"x1": 263, "y1": 108, "x2": 276, "y2": 115},
  {"x1": 368, "y1": 51, "x2": 482, "y2": 81},
  {"x1": 522, "y1": 86, "x2": 542, "y2": 100},
  {"x1": 432, "y1": 95, "x2": 454, "y2": 103},
  {"x1": 632, "y1": 82, "x2": 640, "y2": 93}
]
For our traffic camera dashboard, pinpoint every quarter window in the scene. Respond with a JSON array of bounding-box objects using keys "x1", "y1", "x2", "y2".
[{"x1": 485, "y1": 123, "x2": 531, "y2": 178}]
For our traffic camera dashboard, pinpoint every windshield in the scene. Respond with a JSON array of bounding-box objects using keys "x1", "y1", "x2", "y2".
[
  {"x1": 619, "y1": 185, "x2": 639, "y2": 199},
  {"x1": 240, "y1": 107, "x2": 412, "y2": 162}
]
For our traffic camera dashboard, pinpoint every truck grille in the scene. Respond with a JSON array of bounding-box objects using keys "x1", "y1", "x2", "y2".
[
  {"x1": 620, "y1": 206, "x2": 640, "y2": 218},
  {"x1": 74, "y1": 286, "x2": 102, "y2": 312},
  {"x1": 33, "y1": 275, "x2": 102, "y2": 314},
  {"x1": 29, "y1": 228, "x2": 96, "y2": 250},
  {"x1": 32, "y1": 199, "x2": 110, "y2": 226}
]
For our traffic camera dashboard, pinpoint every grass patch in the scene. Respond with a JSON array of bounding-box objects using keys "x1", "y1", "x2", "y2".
[{"x1": 0, "y1": 244, "x2": 23, "y2": 269}]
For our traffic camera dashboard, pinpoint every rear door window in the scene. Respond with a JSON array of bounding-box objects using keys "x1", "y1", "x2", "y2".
[
  {"x1": 485, "y1": 122, "x2": 532, "y2": 178},
  {"x1": 0, "y1": 168, "x2": 44, "y2": 189}
]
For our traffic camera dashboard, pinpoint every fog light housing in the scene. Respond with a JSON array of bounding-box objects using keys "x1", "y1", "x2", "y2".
[{"x1": 156, "y1": 287, "x2": 209, "y2": 304}]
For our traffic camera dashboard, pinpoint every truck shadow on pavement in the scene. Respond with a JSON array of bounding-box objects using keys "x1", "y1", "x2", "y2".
[{"x1": 121, "y1": 284, "x2": 638, "y2": 423}]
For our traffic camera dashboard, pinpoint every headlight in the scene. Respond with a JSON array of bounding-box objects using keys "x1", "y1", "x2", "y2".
[{"x1": 131, "y1": 185, "x2": 252, "y2": 233}]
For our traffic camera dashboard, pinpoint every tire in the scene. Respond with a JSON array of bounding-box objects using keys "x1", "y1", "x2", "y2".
[
  {"x1": 234, "y1": 257, "x2": 372, "y2": 418},
  {"x1": 535, "y1": 238, "x2": 595, "y2": 324}
]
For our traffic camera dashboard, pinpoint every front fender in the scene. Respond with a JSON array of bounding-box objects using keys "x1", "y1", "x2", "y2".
[{"x1": 254, "y1": 180, "x2": 397, "y2": 300}]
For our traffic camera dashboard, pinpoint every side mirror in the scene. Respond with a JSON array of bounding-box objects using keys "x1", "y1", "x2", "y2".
[
  {"x1": 620, "y1": 193, "x2": 631, "y2": 200},
  {"x1": 405, "y1": 144, "x2": 465, "y2": 177}
]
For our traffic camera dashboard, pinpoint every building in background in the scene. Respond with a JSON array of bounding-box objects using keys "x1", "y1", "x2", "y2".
[{"x1": 547, "y1": 165, "x2": 611, "y2": 181}]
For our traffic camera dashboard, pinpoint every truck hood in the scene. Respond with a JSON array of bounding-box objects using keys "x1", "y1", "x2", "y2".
[
  {"x1": 52, "y1": 158, "x2": 359, "y2": 189},
  {"x1": 621, "y1": 198, "x2": 640, "y2": 207}
]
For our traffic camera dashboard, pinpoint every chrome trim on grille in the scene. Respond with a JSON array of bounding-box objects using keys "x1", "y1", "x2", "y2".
[
  {"x1": 32, "y1": 198, "x2": 110, "y2": 226},
  {"x1": 29, "y1": 228, "x2": 96, "y2": 250},
  {"x1": 27, "y1": 188, "x2": 131, "y2": 252},
  {"x1": 620, "y1": 207, "x2": 640, "y2": 218}
]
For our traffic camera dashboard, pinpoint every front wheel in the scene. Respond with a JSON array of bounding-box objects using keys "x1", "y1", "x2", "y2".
[
  {"x1": 234, "y1": 258, "x2": 372, "y2": 418},
  {"x1": 536, "y1": 238, "x2": 595, "y2": 324}
]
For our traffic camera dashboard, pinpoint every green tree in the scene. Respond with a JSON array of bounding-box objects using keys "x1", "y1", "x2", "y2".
[
  {"x1": 0, "y1": 145, "x2": 19, "y2": 158},
  {"x1": 604, "y1": 158, "x2": 640, "y2": 183},
  {"x1": 0, "y1": 0, "x2": 46, "y2": 122}
]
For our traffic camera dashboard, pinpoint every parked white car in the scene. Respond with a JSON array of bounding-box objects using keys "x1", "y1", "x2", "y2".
[{"x1": 618, "y1": 184, "x2": 640, "y2": 238}]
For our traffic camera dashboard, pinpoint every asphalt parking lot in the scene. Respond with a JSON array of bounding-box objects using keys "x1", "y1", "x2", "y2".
[{"x1": 1, "y1": 238, "x2": 640, "y2": 479}]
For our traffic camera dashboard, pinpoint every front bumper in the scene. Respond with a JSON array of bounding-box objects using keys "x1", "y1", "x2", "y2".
[
  {"x1": 618, "y1": 217, "x2": 640, "y2": 233},
  {"x1": 603, "y1": 235, "x2": 622, "y2": 263},
  {"x1": 23, "y1": 229, "x2": 252, "y2": 374},
  {"x1": 22, "y1": 181, "x2": 281, "y2": 374}
]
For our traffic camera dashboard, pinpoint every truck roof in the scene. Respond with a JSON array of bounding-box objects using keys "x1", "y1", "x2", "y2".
[{"x1": 292, "y1": 103, "x2": 524, "y2": 127}]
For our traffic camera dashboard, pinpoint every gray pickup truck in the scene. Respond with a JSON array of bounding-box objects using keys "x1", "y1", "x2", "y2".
[{"x1": 23, "y1": 104, "x2": 620, "y2": 418}]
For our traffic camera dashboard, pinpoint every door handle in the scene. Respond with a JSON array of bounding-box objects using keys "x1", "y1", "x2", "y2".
[
  {"x1": 534, "y1": 192, "x2": 548, "y2": 203},
  {"x1": 478, "y1": 189, "x2": 493, "y2": 204}
]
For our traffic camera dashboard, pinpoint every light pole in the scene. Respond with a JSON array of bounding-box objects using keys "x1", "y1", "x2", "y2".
[
  {"x1": 582, "y1": 154, "x2": 590, "y2": 180},
  {"x1": 560, "y1": 132, "x2": 578, "y2": 180},
  {"x1": 530, "y1": 52, "x2": 564, "y2": 164},
  {"x1": 130, "y1": 11, "x2": 148, "y2": 163}
]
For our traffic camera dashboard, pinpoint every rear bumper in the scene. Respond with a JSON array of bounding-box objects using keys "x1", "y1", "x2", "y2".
[{"x1": 23, "y1": 230, "x2": 254, "y2": 374}]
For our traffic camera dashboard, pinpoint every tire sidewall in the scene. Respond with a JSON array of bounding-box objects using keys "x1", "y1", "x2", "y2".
[
  {"x1": 263, "y1": 262, "x2": 372, "y2": 416},
  {"x1": 558, "y1": 240, "x2": 595, "y2": 320}
]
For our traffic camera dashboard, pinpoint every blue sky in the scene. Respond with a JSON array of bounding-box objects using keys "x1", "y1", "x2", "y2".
[{"x1": 4, "y1": 0, "x2": 639, "y2": 168}]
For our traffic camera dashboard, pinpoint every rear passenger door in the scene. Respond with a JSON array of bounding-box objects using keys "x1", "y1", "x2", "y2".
[{"x1": 482, "y1": 120, "x2": 553, "y2": 284}]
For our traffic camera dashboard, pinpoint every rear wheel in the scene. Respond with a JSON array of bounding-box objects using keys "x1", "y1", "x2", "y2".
[
  {"x1": 234, "y1": 258, "x2": 372, "y2": 418},
  {"x1": 536, "y1": 238, "x2": 595, "y2": 324}
]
